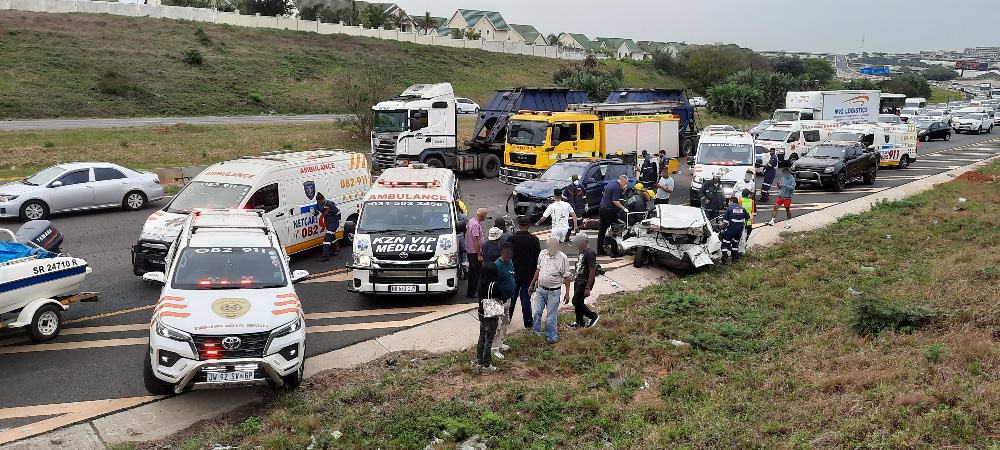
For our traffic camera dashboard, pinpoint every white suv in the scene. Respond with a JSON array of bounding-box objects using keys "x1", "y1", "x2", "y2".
[
  {"x1": 953, "y1": 113, "x2": 994, "y2": 134},
  {"x1": 142, "y1": 209, "x2": 310, "y2": 394}
]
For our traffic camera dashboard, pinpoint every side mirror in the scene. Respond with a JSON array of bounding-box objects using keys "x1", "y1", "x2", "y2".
[
  {"x1": 291, "y1": 270, "x2": 310, "y2": 283},
  {"x1": 456, "y1": 220, "x2": 467, "y2": 233},
  {"x1": 142, "y1": 271, "x2": 166, "y2": 285},
  {"x1": 50, "y1": 181, "x2": 63, "y2": 188},
  {"x1": 344, "y1": 221, "x2": 356, "y2": 236}
]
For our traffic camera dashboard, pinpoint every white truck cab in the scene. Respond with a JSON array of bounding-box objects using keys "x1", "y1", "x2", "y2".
[
  {"x1": 754, "y1": 120, "x2": 840, "y2": 164},
  {"x1": 827, "y1": 123, "x2": 918, "y2": 168},
  {"x1": 133, "y1": 150, "x2": 370, "y2": 275},
  {"x1": 345, "y1": 164, "x2": 462, "y2": 296},
  {"x1": 371, "y1": 83, "x2": 458, "y2": 171},
  {"x1": 690, "y1": 130, "x2": 756, "y2": 205},
  {"x1": 142, "y1": 209, "x2": 310, "y2": 394}
]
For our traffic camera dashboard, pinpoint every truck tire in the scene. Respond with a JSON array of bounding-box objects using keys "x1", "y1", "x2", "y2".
[
  {"x1": 681, "y1": 138, "x2": 695, "y2": 157},
  {"x1": 479, "y1": 154, "x2": 500, "y2": 179},
  {"x1": 863, "y1": 167, "x2": 876, "y2": 185},
  {"x1": 832, "y1": 172, "x2": 846, "y2": 192},
  {"x1": 143, "y1": 350, "x2": 175, "y2": 396},
  {"x1": 424, "y1": 157, "x2": 445, "y2": 169},
  {"x1": 28, "y1": 304, "x2": 62, "y2": 342}
]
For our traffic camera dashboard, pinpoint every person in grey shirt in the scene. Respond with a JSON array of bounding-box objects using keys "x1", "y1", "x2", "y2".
[
  {"x1": 766, "y1": 168, "x2": 796, "y2": 229},
  {"x1": 654, "y1": 166, "x2": 674, "y2": 205},
  {"x1": 528, "y1": 238, "x2": 571, "y2": 344}
]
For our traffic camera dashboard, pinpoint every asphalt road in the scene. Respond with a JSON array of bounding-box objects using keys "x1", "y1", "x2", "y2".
[
  {"x1": 0, "y1": 114, "x2": 352, "y2": 131},
  {"x1": 0, "y1": 131, "x2": 997, "y2": 440}
]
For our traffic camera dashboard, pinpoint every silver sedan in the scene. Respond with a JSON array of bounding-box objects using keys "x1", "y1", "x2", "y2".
[{"x1": 0, "y1": 163, "x2": 164, "y2": 221}]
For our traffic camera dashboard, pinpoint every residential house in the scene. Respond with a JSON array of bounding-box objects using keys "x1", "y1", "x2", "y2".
[
  {"x1": 509, "y1": 24, "x2": 547, "y2": 46},
  {"x1": 595, "y1": 37, "x2": 648, "y2": 61},
  {"x1": 557, "y1": 33, "x2": 594, "y2": 51},
  {"x1": 637, "y1": 40, "x2": 680, "y2": 58},
  {"x1": 367, "y1": 2, "x2": 415, "y2": 32},
  {"x1": 444, "y1": 9, "x2": 511, "y2": 41}
]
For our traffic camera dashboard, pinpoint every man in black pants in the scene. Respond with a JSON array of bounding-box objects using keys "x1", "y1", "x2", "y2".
[
  {"x1": 508, "y1": 215, "x2": 540, "y2": 329},
  {"x1": 465, "y1": 208, "x2": 487, "y2": 298},
  {"x1": 569, "y1": 233, "x2": 600, "y2": 328},
  {"x1": 596, "y1": 175, "x2": 628, "y2": 256}
]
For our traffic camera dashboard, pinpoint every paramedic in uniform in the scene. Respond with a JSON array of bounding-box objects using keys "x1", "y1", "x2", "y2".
[
  {"x1": 313, "y1": 192, "x2": 341, "y2": 262},
  {"x1": 721, "y1": 196, "x2": 748, "y2": 263},
  {"x1": 760, "y1": 149, "x2": 778, "y2": 202}
]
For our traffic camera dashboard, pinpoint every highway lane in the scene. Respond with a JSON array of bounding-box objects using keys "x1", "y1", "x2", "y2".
[
  {"x1": 0, "y1": 114, "x2": 352, "y2": 132},
  {"x1": 0, "y1": 131, "x2": 997, "y2": 441}
]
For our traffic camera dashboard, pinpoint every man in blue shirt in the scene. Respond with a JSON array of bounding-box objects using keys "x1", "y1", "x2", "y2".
[
  {"x1": 313, "y1": 193, "x2": 341, "y2": 262},
  {"x1": 639, "y1": 150, "x2": 657, "y2": 185},
  {"x1": 597, "y1": 175, "x2": 628, "y2": 256},
  {"x1": 491, "y1": 243, "x2": 516, "y2": 359},
  {"x1": 564, "y1": 175, "x2": 587, "y2": 218},
  {"x1": 722, "y1": 196, "x2": 749, "y2": 263},
  {"x1": 766, "y1": 168, "x2": 796, "y2": 229},
  {"x1": 759, "y1": 149, "x2": 778, "y2": 202}
]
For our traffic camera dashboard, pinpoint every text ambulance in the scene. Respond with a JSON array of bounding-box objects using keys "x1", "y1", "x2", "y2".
[
  {"x1": 345, "y1": 164, "x2": 463, "y2": 296},
  {"x1": 826, "y1": 123, "x2": 919, "y2": 169},
  {"x1": 132, "y1": 150, "x2": 371, "y2": 275}
]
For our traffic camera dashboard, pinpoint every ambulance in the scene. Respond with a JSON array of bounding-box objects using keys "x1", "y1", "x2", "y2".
[
  {"x1": 689, "y1": 130, "x2": 756, "y2": 205},
  {"x1": 826, "y1": 123, "x2": 918, "y2": 169},
  {"x1": 132, "y1": 150, "x2": 371, "y2": 275},
  {"x1": 345, "y1": 164, "x2": 463, "y2": 296},
  {"x1": 753, "y1": 120, "x2": 840, "y2": 165}
]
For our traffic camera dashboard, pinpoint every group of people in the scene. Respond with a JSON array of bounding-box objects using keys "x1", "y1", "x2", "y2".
[{"x1": 466, "y1": 210, "x2": 601, "y2": 373}]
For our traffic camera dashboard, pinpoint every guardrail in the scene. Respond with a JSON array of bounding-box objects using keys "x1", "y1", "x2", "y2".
[{"x1": 0, "y1": 0, "x2": 588, "y2": 61}]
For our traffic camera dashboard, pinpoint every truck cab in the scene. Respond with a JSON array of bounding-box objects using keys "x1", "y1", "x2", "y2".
[
  {"x1": 345, "y1": 164, "x2": 463, "y2": 296},
  {"x1": 501, "y1": 111, "x2": 601, "y2": 185},
  {"x1": 371, "y1": 83, "x2": 458, "y2": 171}
]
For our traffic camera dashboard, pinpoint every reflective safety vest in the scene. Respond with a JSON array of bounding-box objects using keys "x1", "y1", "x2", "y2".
[{"x1": 739, "y1": 197, "x2": 755, "y2": 226}]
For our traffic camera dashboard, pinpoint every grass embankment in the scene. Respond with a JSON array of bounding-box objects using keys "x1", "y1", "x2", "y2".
[
  {"x1": 928, "y1": 86, "x2": 967, "y2": 104},
  {"x1": 140, "y1": 162, "x2": 1000, "y2": 449},
  {"x1": 0, "y1": 12, "x2": 680, "y2": 119}
]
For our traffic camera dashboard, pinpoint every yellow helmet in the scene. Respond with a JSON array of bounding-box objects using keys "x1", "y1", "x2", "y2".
[{"x1": 634, "y1": 182, "x2": 645, "y2": 190}]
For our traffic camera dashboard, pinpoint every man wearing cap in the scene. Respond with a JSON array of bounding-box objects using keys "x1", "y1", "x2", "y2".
[
  {"x1": 482, "y1": 226, "x2": 504, "y2": 264},
  {"x1": 537, "y1": 188, "x2": 577, "y2": 242},
  {"x1": 569, "y1": 233, "x2": 600, "y2": 328},
  {"x1": 700, "y1": 172, "x2": 725, "y2": 222},
  {"x1": 312, "y1": 193, "x2": 341, "y2": 262},
  {"x1": 508, "y1": 216, "x2": 540, "y2": 328}
]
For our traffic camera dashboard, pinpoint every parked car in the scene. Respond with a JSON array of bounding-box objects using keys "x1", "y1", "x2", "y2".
[
  {"x1": 878, "y1": 114, "x2": 902, "y2": 124},
  {"x1": 899, "y1": 107, "x2": 922, "y2": 123},
  {"x1": 455, "y1": 97, "x2": 480, "y2": 115},
  {"x1": 953, "y1": 113, "x2": 994, "y2": 134},
  {"x1": 916, "y1": 120, "x2": 952, "y2": 141},
  {"x1": 0, "y1": 163, "x2": 164, "y2": 221},
  {"x1": 923, "y1": 109, "x2": 952, "y2": 124},
  {"x1": 791, "y1": 143, "x2": 878, "y2": 192},
  {"x1": 510, "y1": 159, "x2": 635, "y2": 217},
  {"x1": 689, "y1": 97, "x2": 708, "y2": 107},
  {"x1": 749, "y1": 120, "x2": 773, "y2": 138}
]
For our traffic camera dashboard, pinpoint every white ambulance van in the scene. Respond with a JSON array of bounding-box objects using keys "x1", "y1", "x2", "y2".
[
  {"x1": 827, "y1": 123, "x2": 919, "y2": 169},
  {"x1": 689, "y1": 130, "x2": 756, "y2": 205},
  {"x1": 132, "y1": 150, "x2": 371, "y2": 275},
  {"x1": 345, "y1": 164, "x2": 462, "y2": 296},
  {"x1": 753, "y1": 120, "x2": 840, "y2": 165}
]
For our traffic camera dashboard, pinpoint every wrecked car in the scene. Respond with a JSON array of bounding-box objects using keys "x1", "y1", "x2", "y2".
[{"x1": 616, "y1": 204, "x2": 724, "y2": 271}]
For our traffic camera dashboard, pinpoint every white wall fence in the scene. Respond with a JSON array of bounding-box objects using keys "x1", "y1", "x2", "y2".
[{"x1": 1, "y1": 0, "x2": 587, "y2": 61}]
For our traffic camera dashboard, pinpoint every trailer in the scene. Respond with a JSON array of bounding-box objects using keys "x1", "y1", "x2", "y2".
[{"x1": 605, "y1": 89, "x2": 699, "y2": 156}]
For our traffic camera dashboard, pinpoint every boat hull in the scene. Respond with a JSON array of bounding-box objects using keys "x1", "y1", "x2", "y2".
[{"x1": 0, "y1": 257, "x2": 90, "y2": 314}]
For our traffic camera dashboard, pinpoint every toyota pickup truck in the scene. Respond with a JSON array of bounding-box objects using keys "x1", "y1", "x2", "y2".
[{"x1": 791, "y1": 143, "x2": 879, "y2": 192}]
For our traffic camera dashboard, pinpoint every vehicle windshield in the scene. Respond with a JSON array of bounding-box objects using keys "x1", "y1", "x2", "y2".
[
  {"x1": 925, "y1": 111, "x2": 944, "y2": 117},
  {"x1": 373, "y1": 110, "x2": 408, "y2": 133},
  {"x1": 166, "y1": 182, "x2": 251, "y2": 214},
  {"x1": 970, "y1": 113, "x2": 988, "y2": 120},
  {"x1": 952, "y1": 110, "x2": 971, "y2": 118},
  {"x1": 829, "y1": 132, "x2": 863, "y2": 142},
  {"x1": 914, "y1": 120, "x2": 936, "y2": 129},
  {"x1": 808, "y1": 146, "x2": 847, "y2": 158},
  {"x1": 752, "y1": 121, "x2": 771, "y2": 130},
  {"x1": 172, "y1": 247, "x2": 286, "y2": 290},
  {"x1": 696, "y1": 143, "x2": 754, "y2": 165},
  {"x1": 23, "y1": 166, "x2": 66, "y2": 186},
  {"x1": 507, "y1": 120, "x2": 549, "y2": 146},
  {"x1": 539, "y1": 163, "x2": 587, "y2": 182},
  {"x1": 756, "y1": 130, "x2": 790, "y2": 141},
  {"x1": 358, "y1": 201, "x2": 452, "y2": 233},
  {"x1": 772, "y1": 111, "x2": 800, "y2": 122}
]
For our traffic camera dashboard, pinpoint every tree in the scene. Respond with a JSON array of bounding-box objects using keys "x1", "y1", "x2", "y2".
[
  {"x1": 450, "y1": 28, "x2": 463, "y2": 40},
  {"x1": 413, "y1": 11, "x2": 438, "y2": 35},
  {"x1": 651, "y1": 50, "x2": 684, "y2": 77},
  {"x1": 553, "y1": 56, "x2": 625, "y2": 100},
  {"x1": 880, "y1": 74, "x2": 932, "y2": 98},
  {"x1": 547, "y1": 34, "x2": 559, "y2": 46},
  {"x1": 843, "y1": 78, "x2": 878, "y2": 90},
  {"x1": 802, "y1": 58, "x2": 835, "y2": 86},
  {"x1": 681, "y1": 45, "x2": 756, "y2": 93},
  {"x1": 338, "y1": 59, "x2": 393, "y2": 136},
  {"x1": 923, "y1": 65, "x2": 959, "y2": 81},
  {"x1": 770, "y1": 55, "x2": 805, "y2": 76},
  {"x1": 361, "y1": 3, "x2": 386, "y2": 28},
  {"x1": 706, "y1": 82, "x2": 762, "y2": 119},
  {"x1": 387, "y1": 8, "x2": 408, "y2": 31},
  {"x1": 242, "y1": 0, "x2": 291, "y2": 16},
  {"x1": 297, "y1": 3, "x2": 327, "y2": 21},
  {"x1": 463, "y1": 28, "x2": 482, "y2": 40}
]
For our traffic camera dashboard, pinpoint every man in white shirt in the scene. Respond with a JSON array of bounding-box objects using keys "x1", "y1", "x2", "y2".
[
  {"x1": 654, "y1": 166, "x2": 674, "y2": 205},
  {"x1": 536, "y1": 188, "x2": 578, "y2": 242},
  {"x1": 733, "y1": 169, "x2": 756, "y2": 201}
]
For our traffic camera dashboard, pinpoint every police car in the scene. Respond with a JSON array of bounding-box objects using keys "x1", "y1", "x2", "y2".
[
  {"x1": 141, "y1": 209, "x2": 310, "y2": 394},
  {"x1": 345, "y1": 164, "x2": 463, "y2": 296}
]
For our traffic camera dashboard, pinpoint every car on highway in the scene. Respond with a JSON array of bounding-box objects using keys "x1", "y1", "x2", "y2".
[
  {"x1": 916, "y1": 120, "x2": 952, "y2": 142},
  {"x1": 455, "y1": 97, "x2": 480, "y2": 115},
  {"x1": 141, "y1": 209, "x2": 310, "y2": 395},
  {"x1": 510, "y1": 159, "x2": 635, "y2": 217},
  {"x1": 791, "y1": 143, "x2": 878, "y2": 192},
  {"x1": 749, "y1": 120, "x2": 772, "y2": 138},
  {"x1": 0, "y1": 163, "x2": 163, "y2": 221},
  {"x1": 689, "y1": 96, "x2": 708, "y2": 107},
  {"x1": 899, "y1": 107, "x2": 923, "y2": 123},
  {"x1": 878, "y1": 114, "x2": 902, "y2": 125},
  {"x1": 953, "y1": 113, "x2": 994, "y2": 134}
]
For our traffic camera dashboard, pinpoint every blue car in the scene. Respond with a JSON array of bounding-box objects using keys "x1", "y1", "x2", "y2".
[{"x1": 510, "y1": 159, "x2": 636, "y2": 217}]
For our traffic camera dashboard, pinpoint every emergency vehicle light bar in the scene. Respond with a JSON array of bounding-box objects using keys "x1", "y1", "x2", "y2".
[{"x1": 377, "y1": 179, "x2": 442, "y2": 188}]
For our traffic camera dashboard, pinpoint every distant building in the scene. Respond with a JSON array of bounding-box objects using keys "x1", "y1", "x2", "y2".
[
  {"x1": 509, "y1": 24, "x2": 546, "y2": 46},
  {"x1": 557, "y1": 33, "x2": 595, "y2": 51},
  {"x1": 594, "y1": 37, "x2": 647, "y2": 61},
  {"x1": 965, "y1": 47, "x2": 1000, "y2": 61},
  {"x1": 444, "y1": 9, "x2": 511, "y2": 41},
  {"x1": 637, "y1": 40, "x2": 680, "y2": 58}
]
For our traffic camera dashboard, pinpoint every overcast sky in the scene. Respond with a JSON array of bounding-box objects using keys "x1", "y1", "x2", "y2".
[{"x1": 389, "y1": 0, "x2": 999, "y2": 53}]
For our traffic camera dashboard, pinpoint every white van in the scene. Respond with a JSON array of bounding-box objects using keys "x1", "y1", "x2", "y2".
[
  {"x1": 689, "y1": 130, "x2": 756, "y2": 205},
  {"x1": 905, "y1": 97, "x2": 927, "y2": 108},
  {"x1": 753, "y1": 120, "x2": 840, "y2": 165},
  {"x1": 132, "y1": 150, "x2": 371, "y2": 275},
  {"x1": 827, "y1": 123, "x2": 919, "y2": 169},
  {"x1": 345, "y1": 164, "x2": 462, "y2": 296}
]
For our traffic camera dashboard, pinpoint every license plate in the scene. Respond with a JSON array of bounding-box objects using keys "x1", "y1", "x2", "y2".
[
  {"x1": 798, "y1": 172, "x2": 817, "y2": 180},
  {"x1": 389, "y1": 285, "x2": 418, "y2": 293},
  {"x1": 206, "y1": 370, "x2": 256, "y2": 383}
]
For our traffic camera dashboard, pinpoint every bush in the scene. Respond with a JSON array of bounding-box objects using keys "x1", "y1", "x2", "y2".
[
  {"x1": 193, "y1": 27, "x2": 212, "y2": 46},
  {"x1": 95, "y1": 70, "x2": 147, "y2": 98},
  {"x1": 924, "y1": 65, "x2": 960, "y2": 81},
  {"x1": 246, "y1": 90, "x2": 264, "y2": 104},
  {"x1": 705, "y1": 82, "x2": 762, "y2": 119},
  {"x1": 182, "y1": 48, "x2": 204, "y2": 66},
  {"x1": 880, "y1": 74, "x2": 932, "y2": 98},
  {"x1": 651, "y1": 293, "x2": 704, "y2": 318},
  {"x1": 848, "y1": 298, "x2": 937, "y2": 336},
  {"x1": 651, "y1": 50, "x2": 683, "y2": 77},
  {"x1": 553, "y1": 55, "x2": 625, "y2": 101}
]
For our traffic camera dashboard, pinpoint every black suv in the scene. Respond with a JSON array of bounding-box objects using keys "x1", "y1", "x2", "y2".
[
  {"x1": 510, "y1": 159, "x2": 636, "y2": 217},
  {"x1": 791, "y1": 143, "x2": 879, "y2": 192}
]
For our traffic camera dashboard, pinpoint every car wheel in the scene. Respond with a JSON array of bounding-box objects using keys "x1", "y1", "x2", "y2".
[
  {"x1": 19, "y1": 200, "x2": 49, "y2": 221},
  {"x1": 920, "y1": 135, "x2": 928, "y2": 142},
  {"x1": 474, "y1": 108, "x2": 480, "y2": 116},
  {"x1": 123, "y1": 191, "x2": 147, "y2": 211},
  {"x1": 283, "y1": 359, "x2": 305, "y2": 391},
  {"x1": 899, "y1": 157, "x2": 909, "y2": 170},
  {"x1": 944, "y1": 133, "x2": 951, "y2": 141},
  {"x1": 28, "y1": 304, "x2": 62, "y2": 342},
  {"x1": 832, "y1": 172, "x2": 846, "y2": 192},
  {"x1": 633, "y1": 246, "x2": 646, "y2": 268},
  {"x1": 143, "y1": 350, "x2": 175, "y2": 396},
  {"x1": 863, "y1": 167, "x2": 876, "y2": 185},
  {"x1": 479, "y1": 154, "x2": 501, "y2": 179}
]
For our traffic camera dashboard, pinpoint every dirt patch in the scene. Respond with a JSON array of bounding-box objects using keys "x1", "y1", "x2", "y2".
[{"x1": 955, "y1": 170, "x2": 999, "y2": 183}]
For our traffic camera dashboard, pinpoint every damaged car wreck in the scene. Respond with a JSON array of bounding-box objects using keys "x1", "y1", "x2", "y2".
[{"x1": 616, "y1": 204, "x2": 725, "y2": 271}]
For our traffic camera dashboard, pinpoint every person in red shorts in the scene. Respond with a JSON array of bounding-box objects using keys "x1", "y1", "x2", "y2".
[{"x1": 766, "y1": 168, "x2": 796, "y2": 229}]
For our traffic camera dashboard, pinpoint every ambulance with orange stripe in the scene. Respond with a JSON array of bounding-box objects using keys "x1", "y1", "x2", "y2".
[
  {"x1": 132, "y1": 150, "x2": 371, "y2": 276},
  {"x1": 142, "y1": 209, "x2": 312, "y2": 394}
]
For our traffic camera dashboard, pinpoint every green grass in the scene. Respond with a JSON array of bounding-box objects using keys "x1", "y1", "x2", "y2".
[
  {"x1": 929, "y1": 86, "x2": 967, "y2": 104},
  {"x1": 0, "y1": 11, "x2": 679, "y2": 119},
  {"x1": 154, "y1": 162, "x2": 1000, "y2": 449}
]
